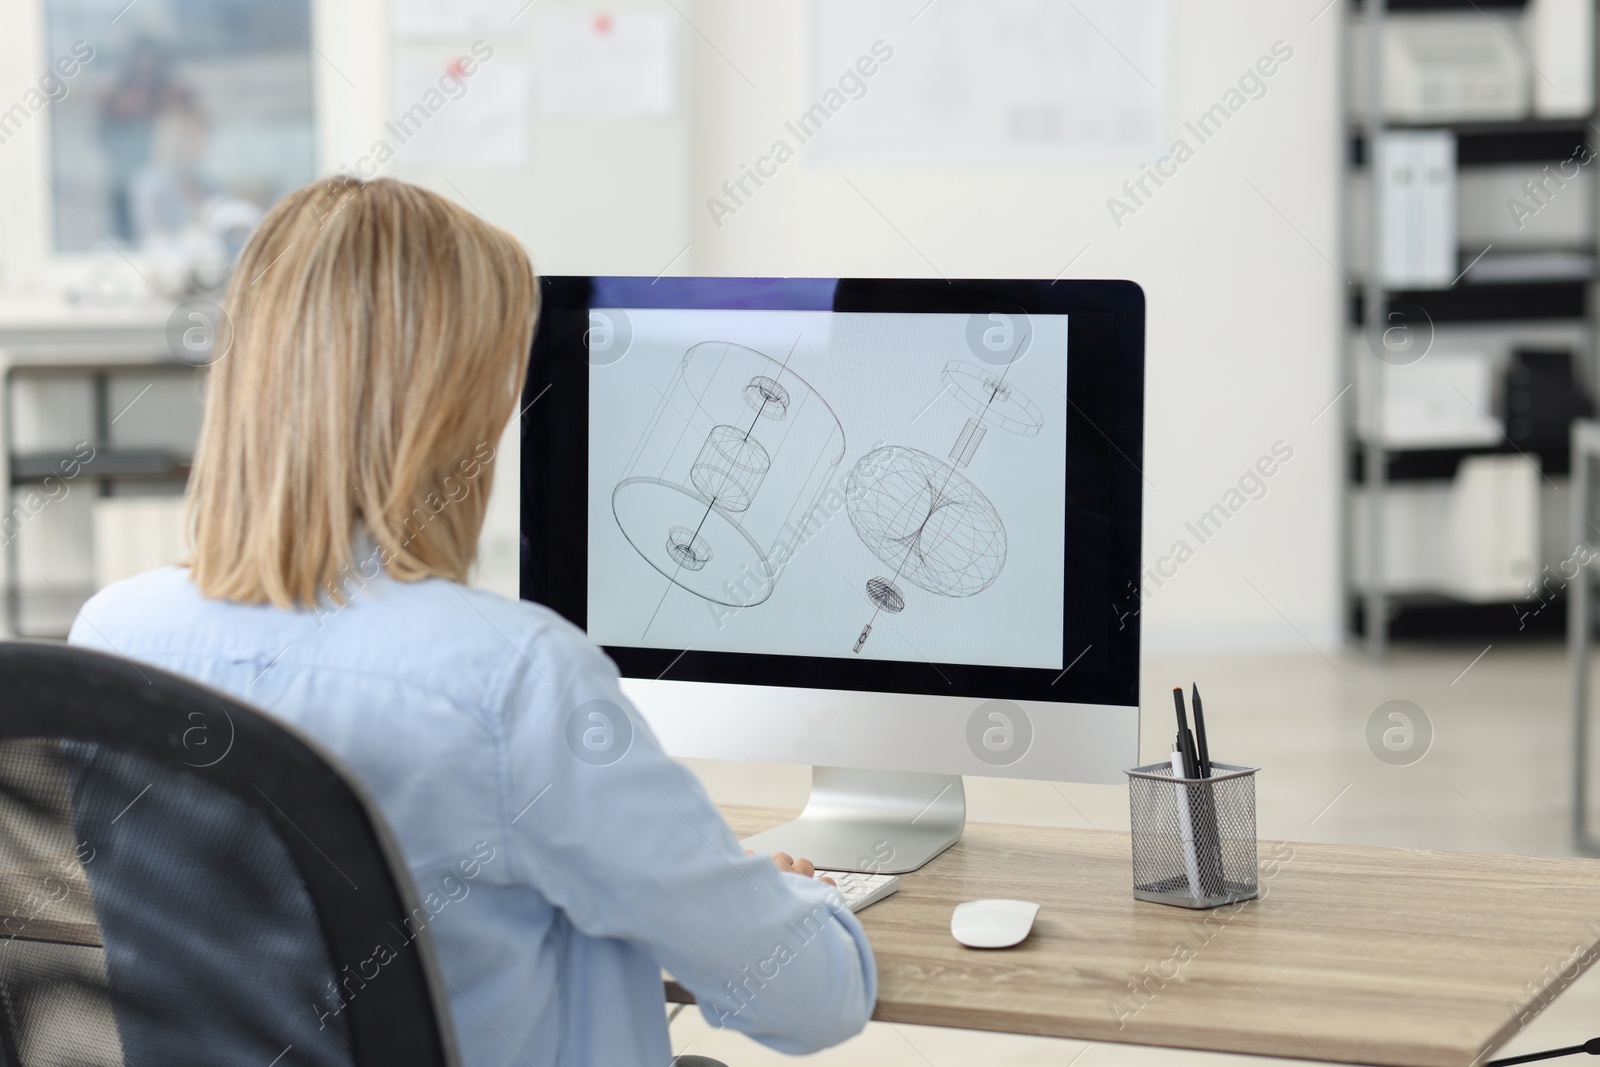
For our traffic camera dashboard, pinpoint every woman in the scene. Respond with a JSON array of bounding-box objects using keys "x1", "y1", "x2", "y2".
[{"x1": 71, "y1": 176, "x2": 875, "y2": 1067}]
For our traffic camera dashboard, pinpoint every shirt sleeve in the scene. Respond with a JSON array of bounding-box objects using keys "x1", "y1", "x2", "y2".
[{"x1": 498, "y1": 624, "x2": 877, "y2": 1054}]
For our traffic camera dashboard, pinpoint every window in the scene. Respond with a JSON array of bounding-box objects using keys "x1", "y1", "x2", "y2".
[{"x1": 44, "y1": 0, "x2": 316, "y2": 264}]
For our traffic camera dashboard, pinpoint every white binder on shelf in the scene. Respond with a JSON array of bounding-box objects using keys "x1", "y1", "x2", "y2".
[
  {"x1": 1352, "y1": 455, "x2": 1538, "y2": 602},
  {"x1": 1377, "y1": 130, "x2": 1457, "y2": 288},
  {"x1": 1443, "y1": 454, "x2": 1539, "y2": 602},
  {"x1": 1415, "y1": 133, "x2": 1456, "y2": 285}
]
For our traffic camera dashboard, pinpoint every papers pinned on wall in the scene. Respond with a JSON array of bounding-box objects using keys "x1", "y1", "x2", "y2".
[
  {"x1": 394, "y1": 0, "x2": 527, "y2": 37},
  {"x1": 538, "y1": 11, "x2": 676, "y2": 118},
  {"x1": 391, "y1": 58, "x2": 530, "y2": 169},
  {"x1": 809, "y1": 0, "x2": 1167, "y2": 164}
]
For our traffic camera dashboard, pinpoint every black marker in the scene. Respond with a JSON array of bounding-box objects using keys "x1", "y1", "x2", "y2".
[{"x1": 1192, "y1": 684, "x2": 1211, "y2": 778}]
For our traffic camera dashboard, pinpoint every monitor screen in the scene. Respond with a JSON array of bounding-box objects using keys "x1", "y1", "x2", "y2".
[
  {"x1": 522, "y1": 278, "x2": 1143, "y2": 713},
  {"x1": 587, "y1": 308, "x2": 1068, "y2": 671}
]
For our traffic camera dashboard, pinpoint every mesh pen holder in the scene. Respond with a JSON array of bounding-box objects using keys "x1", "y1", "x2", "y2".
[{"x1": 1126, "y1": 761, "x2": 1260, "y2": 909}]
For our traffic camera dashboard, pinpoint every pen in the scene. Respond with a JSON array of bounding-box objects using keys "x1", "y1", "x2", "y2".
[
  {"x1": 1188, "y1": 682, "x2": 1224, "y2": 894},
  {"x1": 1172, "y1": 687, "x2": 1199, "y2": 779},
  {"x1": 1170, "y1": 745, "x2": 1204, "y2": 895}
]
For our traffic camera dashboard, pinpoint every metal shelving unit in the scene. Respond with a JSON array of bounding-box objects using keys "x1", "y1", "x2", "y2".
[
  {"x1": 0, "y1": 303, "x2": 197, "y2": 638},
  {"x1": 1343, "y1": 0, "x2": 1600, "y2": 655},
  {"x1": 1356, "y1": 0, "x2": 1389, "y2": 657}
]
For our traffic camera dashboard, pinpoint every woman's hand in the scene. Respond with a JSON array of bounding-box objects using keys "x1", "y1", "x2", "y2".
[{"x1": 748, "y1": 848, "x2": 836, "y2": 886}]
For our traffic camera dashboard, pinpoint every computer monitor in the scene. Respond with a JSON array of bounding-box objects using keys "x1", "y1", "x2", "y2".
[{"x1": 521, "y1": 278, "x2": 1144, "y2": 873}]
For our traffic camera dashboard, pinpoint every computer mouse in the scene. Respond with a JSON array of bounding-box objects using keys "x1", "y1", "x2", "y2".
[{"x1": 950, "y1": 899, "x2": 1041, "y2": 948}]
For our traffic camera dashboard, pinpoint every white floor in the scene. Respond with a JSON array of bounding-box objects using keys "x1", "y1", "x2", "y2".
[{"x1": 670, "y1": 641, "x2": 1600, "y2": 1066}]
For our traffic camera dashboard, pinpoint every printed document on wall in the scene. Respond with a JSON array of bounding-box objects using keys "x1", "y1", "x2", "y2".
[
  {"x1": 540, "y1": 12, "x2": 676, "y2": 118},
  {"x1": 809, "y1": 0, "x2": 1167, "y2": 163},
  {"x1": 392, "y1": 60, "x2": 530, "y2": 169}
]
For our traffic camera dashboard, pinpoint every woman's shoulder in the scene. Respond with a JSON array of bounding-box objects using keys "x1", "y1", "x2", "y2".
[
  {"x1": 337, "y1": 579, "x2": 622, "y2": 728},
  {"x1": 82, "y1": 564, "x2": 199, "y2": 604},
  {"x1": 72, "y1": 566, "x2": 218, "y2": 642},
  {"x1": 384, "y1": 577, "x2": 594, "y2": 654},
  {"x1": 327, "y1": 576, "x2": 617, "y2": 691}
]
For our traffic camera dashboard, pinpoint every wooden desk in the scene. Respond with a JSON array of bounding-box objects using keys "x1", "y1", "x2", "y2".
[{"x1": 681, "y1": 806, "x2": 1600, "y2": 1067}]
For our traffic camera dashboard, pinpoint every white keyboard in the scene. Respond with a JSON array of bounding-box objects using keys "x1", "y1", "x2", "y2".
[{"x1": 815, "y1": 869, "x2": 900, "y2": 913}]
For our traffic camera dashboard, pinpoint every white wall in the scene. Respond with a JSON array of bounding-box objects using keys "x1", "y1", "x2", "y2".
[{"x1": 681, "y1": 1, "x2": 1346, "y2": 651}]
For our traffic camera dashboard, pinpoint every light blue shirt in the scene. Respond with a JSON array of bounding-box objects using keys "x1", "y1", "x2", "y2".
[{"x1": 71, "y1": 566, "x2": 876, "y2": 1067}]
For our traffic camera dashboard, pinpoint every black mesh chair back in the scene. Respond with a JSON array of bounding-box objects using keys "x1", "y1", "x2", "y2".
[{"x1": 0, "y1": 642, "x2": 460, "y2": 1067}]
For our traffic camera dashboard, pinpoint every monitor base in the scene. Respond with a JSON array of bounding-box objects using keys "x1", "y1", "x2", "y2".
[{"x1": 739, "y1": 767, "x2": 965, "y2": 874}]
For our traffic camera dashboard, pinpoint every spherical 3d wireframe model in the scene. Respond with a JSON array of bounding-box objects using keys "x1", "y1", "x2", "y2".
[
  {"x1": 844, "y1": 358, "x2": 1042, "y2": 654},
  {"x1": 846, "y1": 445, "x2": 1006, "y2": 599}
]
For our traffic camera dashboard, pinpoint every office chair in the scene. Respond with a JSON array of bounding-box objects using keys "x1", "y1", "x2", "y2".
[{"x1": 0, "y1": 642, "x2": 460, "y2": 1066}]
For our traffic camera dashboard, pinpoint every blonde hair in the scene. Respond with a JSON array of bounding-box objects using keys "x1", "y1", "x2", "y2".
[{"x1": 188, "y1": 176, "x2": 538, "y2": 608}]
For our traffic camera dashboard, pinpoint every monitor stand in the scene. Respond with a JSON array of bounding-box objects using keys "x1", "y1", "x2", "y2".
[{"x1": 739, "y1": 767, "x2": 965, "y2": 874}]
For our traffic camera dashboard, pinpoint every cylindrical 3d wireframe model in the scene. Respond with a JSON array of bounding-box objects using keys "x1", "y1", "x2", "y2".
[{"x1": 613, "y1": 341, "x2": 846, "y2": 633}]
